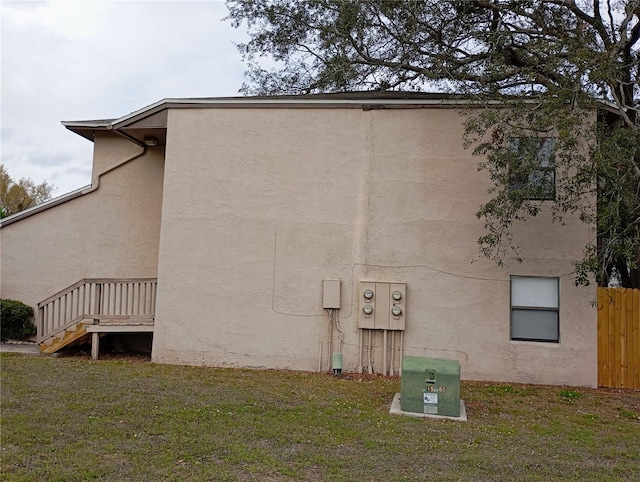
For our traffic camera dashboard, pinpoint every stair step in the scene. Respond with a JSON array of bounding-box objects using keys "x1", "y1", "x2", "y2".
[
  {"x1": 40, "y1": 325, "x2": 89, "y2": 354},
  {"x1": 37, "y1": 278, "x2": 157, "y2": 353}
]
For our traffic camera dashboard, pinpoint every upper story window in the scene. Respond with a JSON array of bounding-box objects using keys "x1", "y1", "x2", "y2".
[{"x1": 508, "y1": 137, "x2": 556, "y2": 200}]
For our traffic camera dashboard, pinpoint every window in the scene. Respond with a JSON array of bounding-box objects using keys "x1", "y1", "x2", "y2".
[
  {"x1": 508, "y1": 137, "x2": 556, "y2": 200},
  {"x1": 510, "y1": 276, "x2": 559, "y2": 342}
]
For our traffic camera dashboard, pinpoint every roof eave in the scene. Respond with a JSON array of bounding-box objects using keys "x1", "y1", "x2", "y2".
[
  {"x1": 61, "y1": 119, "x2": 116, "y2": 142},
  {"x1": 93, "y1": 94, "x2": 489, "y2": 130},
  {"x1": 62, "y1": 94, "x2": 611, "y2": 145}
]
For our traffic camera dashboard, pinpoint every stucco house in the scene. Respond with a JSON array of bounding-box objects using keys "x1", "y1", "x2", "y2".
[{"x1": 0, "y1": 92, "x2": 596, "y2": 386}]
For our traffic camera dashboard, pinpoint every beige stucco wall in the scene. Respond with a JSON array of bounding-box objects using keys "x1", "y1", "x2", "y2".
[
  {"x1": 0, "y1": 133, "x2": 165, "y2": 310},
  {"x1": 153, "y1": 106, "x2": 597, "y2": 387}
]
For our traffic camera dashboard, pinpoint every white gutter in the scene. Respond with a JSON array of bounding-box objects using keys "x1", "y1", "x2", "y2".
[
  {"x1": 67, "y1": 94, "x2": 607, "y2": 133},
  {"x1": 109, "y1": 96, "x2": 497, "y2": 127},
  {"x1": 0, "y1": 185, "x2": 89, "y2": 228}
]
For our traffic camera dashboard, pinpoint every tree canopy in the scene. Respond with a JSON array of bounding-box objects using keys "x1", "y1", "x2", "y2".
[
  {"x1": 0, "y1": 164, "x2": 56, "y2": 218},
  {"x1": 226, "y1": 0, "x2": 640, "y2": 288}
]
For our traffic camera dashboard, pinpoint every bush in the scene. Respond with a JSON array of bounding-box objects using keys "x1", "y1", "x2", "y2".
[{"x1": 1, "y1": 299, "x2": 36, "y2": 341}]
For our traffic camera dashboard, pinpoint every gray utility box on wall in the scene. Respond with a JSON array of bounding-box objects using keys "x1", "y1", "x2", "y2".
[{"x1": 400, "y1": 356, "x2": 461, "y2": 417}]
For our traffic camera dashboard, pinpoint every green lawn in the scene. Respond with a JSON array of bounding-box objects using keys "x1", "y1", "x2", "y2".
[{"x1": 1, "y1": 353, "x2": 639, "y2": 481}]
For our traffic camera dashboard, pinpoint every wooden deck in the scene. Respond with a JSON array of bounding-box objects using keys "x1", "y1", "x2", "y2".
[{"x1": 37, "y1": 279, "x2": 157, "y2": 359}]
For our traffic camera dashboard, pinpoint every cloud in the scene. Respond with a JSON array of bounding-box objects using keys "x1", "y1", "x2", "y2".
[{"x1": 1, "y1": 0, "x2": 248, "y2": 195}]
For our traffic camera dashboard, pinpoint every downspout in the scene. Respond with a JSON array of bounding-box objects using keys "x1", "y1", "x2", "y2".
[
  {"x1": 81, "y1": 128, "x2": 147, "y2": 195},
  {"x1": 0, "y1": 128, "x2": 149, "y2": 227}
]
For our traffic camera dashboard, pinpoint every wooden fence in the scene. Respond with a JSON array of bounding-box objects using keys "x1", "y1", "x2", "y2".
[{"x1": 597, "y1": 287, "x2": 640, "y2": 389}]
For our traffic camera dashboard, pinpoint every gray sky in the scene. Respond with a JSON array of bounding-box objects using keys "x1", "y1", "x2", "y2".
[{"x1": 1, "y1": 0, "x2": 249, "y2": 195}]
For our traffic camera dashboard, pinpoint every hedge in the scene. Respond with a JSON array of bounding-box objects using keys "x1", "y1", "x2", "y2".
[{"x1": 1, "y1": 299, "x2": 36, "y2": 341}]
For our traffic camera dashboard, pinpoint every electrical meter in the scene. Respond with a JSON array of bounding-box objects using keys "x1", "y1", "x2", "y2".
[{"x1": 358, "y1": 281, "x2": 406, "y2": 330}]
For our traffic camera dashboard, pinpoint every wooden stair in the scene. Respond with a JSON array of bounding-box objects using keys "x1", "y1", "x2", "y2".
[
  {"x1": 37, "y1": 278, "x2": 157, "y2": 356},
  {"x1": 39, "y1": 322, "x2": 90, "y2": 354}
]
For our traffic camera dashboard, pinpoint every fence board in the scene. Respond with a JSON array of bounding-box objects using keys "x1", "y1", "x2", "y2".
[
  {"x1": 597, "y1": 287, "x2": 640, "y2": 389},
  {"x1": 597, "y1": 289, "x2": 606, "y2": 387},
  {"x1": 631, "y1": 290, "x2": 640, "y2": 389}
]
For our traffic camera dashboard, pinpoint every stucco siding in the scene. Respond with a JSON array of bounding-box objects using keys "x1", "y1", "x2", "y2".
[
  {"x1": 0, "y1": 134, "x2": 164, "y2": 310},
  {"x1": 153, "y1": 107, "x2": 596, "y2": 386}
]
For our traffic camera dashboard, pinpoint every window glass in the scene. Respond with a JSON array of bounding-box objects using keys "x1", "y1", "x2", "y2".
[
  {"x1": 511, "y1": 309, "x2": 559, "y2": 341},
  {"x1": 511, "y1": 276, "x2": 559, "y2": 342},
  {"x1": 511, "y1": 276, "x2": 558, "y2": 307},
  {"x1": 508, "y1": 137, "x2": 556, "y2": 200}
]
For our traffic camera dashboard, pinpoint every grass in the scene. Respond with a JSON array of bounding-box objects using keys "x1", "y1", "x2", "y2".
[{"x1": 1, "y1": 353, "x2": 639, "y2": 481}]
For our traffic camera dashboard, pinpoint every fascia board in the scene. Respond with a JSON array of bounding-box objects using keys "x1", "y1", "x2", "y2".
[
  {"x1": 64, "y1": 96, "x2": 609, "y2": 141},
  {"x1": 0, "y1": 185, "x2": 90, "y2": 228},
  {"x1": 108, "y1": 96, "x2": 506, "y2": 128}
]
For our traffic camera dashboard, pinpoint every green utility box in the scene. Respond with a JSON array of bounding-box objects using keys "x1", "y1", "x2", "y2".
[{"x1": 401, "y1": 356, "x2": 461, "y2": 417}]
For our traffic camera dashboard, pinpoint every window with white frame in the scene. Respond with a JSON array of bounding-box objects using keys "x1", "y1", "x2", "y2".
[
  {"x1": 510, "y1": 276, "x2": 559, "y2": 342},
  {"x1": 508, "y1": 137, "x2": 556, "y2": 200}
]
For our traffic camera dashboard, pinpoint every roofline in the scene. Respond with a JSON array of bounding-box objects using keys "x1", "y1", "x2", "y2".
[
  {"x1": 63, "y1": 94, "x2": 502, "y2": 132},
  {"x1": 0, "y1": 185, "x2": 90, "y2": 228},
  {"x1": 113, "y1": 96, "x2": 495, "y2": 125},
  {"x1": 60, "y1": 119, "x2": 115, "y2": 128},
  {"x1": 63, "y1": 94, "x2": 610, "y2": 135},
  {"x1": 15, "y1": 93, "x2": 609, "y2": 227}
]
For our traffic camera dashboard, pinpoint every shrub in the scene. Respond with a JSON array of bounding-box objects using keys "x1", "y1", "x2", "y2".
[{"x1": 1, "y1": 299, "x2": 36, "y2": 341}]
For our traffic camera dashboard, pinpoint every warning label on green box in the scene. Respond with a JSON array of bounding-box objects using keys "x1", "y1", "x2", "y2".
[
  {"x1": 423, "y1": 393, "x2": 438, "y2": 404},
  {"x1": 423, "y1": 392, "x2": 438, "y2": 414}
]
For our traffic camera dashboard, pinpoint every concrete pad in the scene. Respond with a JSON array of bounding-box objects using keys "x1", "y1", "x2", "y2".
[
  {"x1": 389, "y1": 393, "x2": 467, "y2": 422},
  {"x1": 0, "y1": 343, "x2": 40, "y2": 355}
]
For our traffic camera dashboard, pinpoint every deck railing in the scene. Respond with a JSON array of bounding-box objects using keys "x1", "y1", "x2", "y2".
[{"x1": 37, "y1": 278, "x2": 157, "y2": 343}]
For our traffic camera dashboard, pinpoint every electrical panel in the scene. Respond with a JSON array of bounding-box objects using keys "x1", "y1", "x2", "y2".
[
  {"x1": 358, "y1": 281, "x2": 406, "y2": 330},
  {"x1": 323, "y1": 279, "x2": 341, "y2": 309}
]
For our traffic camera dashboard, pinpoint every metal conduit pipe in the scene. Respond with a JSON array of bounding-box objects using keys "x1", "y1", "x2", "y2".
[
  {"x1": 330, "y1": 310, "x2": 344, "y2": 376},
  {"x1": 334, "y1": 310, "x2": 344, "y2": 352},
  {"x1": 327, "y1": 309, "x2": 333, "y2": 371},
  {"x1": 390, "y1": 331, "x2": 395, "y2": 376},
  {"x1": 368, "y1": 330, "x2": 373, "y2": 375},
  {"x1": 399, "y1": 332, "x2": 404, "y2": 376},
  {"x1": 358, "y1": 329, "x2": 363, "y2": 374},
  {"x1": 383, "y1": 330, "x2": 388, "y2": 376}
]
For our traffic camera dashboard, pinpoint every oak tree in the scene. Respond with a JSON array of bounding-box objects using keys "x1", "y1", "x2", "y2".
[
  {"x1": 0, "y1": 164, "x2": 56, "y2": 218},
  {"x1": 226, "y1": 0, "x2": 640, "y2": 287}
]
